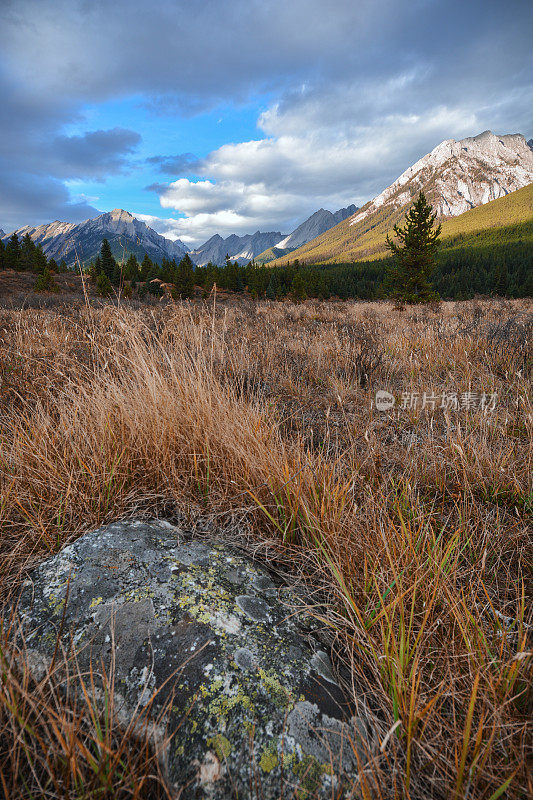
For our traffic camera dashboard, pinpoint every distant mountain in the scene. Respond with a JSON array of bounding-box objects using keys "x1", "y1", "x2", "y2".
[
  {"x1": 189, "y1": 231, "x2": 286, "y2": 266},
  {"x1": 278, "y1": 205, "x2": 358, "y2": 250},
  {"x1": 254, "y1": 204, "x2": 358, "y2": 264},
  {"x1": 0, "y1": 229, "x2": 5, "y2": 239},
  {"x1": 268, "y1": 131, "x2": 533, "y2": 266},
  {"x1": 2, "y1": 209, "x2": 188, "y2": 267}
]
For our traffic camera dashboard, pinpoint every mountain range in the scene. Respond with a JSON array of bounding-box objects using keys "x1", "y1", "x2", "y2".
[
  {"x1": 2, "y1": 131, "x2": 532, "y2": 271},
  {"x1": 188, "y1": 230, "x2": 286, "y2": 267},
  {"x1": 253, "y1": 205, "x2": 358, "y2": 264},
  {"x1": 1, "y1": 203, "x2": 360, "y2": 269},
  {"x1": 268, "y1": 130, "x2": 533, "y2": 266},
  {"x1": 2, "y1": 209, "x2": 189, "y2": 267}
]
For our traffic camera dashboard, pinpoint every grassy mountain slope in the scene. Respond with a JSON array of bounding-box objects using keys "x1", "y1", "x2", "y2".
[
  {"x1": 254, "y1": 245, "x2": 293, "y2": 264},
  {"x1": 268, "y1": 182, "x2": 533, "y2": 267}
]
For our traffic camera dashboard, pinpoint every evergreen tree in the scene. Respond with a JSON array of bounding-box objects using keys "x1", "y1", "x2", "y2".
[
  {"x1": 34, "y1": 267, "x2": 59, "y2": 293},
  {"x1": 99, "y1": 238, "x2": 116, "y2": 281},
  {"x1": 33, "y1": 244, "x2": 48, "y2": 275},
  {"x1": 173, "y1": 254, "x2": 195, "y2": 298},
  {"x1": 291, "y1": 271, "x2": 307, "y2": 301},
  {"x1": 96, "y1": 272, "x2": 113, "y2": 297},
  {"x1": 58, "y1": 258, "x2": 68, "y2": 273},
  {"x1": 225, "y1": 258, "x2": 244, "y2": 292},
  {"x1": 124, "y1": 253, "x2": 140, "y2": 282},
  {"x1": 5, "y1": 233, "x2": 22, "y2": 271},
  {"x1": 266, "y1": 272, "x2": 280, "y2": 300},
  {"x1": 385, "y1": 192, "x2": 441, "y2": 303},
  {"x1": 140, "y1": 253, "x2": 153, "y2": 281},
  {"x1": 112, "y1": 259, "x2": 123, "y2": 286},
  {"x1": 21, "y1": 233, "x2": 36, "y2": 271}
]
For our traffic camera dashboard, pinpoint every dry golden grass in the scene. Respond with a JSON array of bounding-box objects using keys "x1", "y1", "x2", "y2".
[{"x1": 0, "y1": 296, "x2": 531, "y2": 798}]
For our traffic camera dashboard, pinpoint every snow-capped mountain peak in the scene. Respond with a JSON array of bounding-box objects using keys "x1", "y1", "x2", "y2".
[{"x1": 350, "y1": 130, "x2": 533, "y2": 226}]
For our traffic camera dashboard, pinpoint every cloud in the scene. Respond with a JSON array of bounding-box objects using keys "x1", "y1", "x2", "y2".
[
  {"x1": 146, "y1": 153, "x2": 199, "y2": 175},
  {"x1": 148, "y1": 101, "x2": 483, "y2": 243},
  {"x1": 50, "y1": 129, "x2": 141, "y2": 180},
  {"x1": 0, "y1": 159, "x2": 99, "y2": 233},
  {"x1": 0, "y1": 0, "x2": 531, "y2": 236}
]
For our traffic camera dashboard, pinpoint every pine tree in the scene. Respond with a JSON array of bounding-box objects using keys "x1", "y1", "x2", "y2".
[
  {"x1": 34, "y1": 267, "x2": 59, "y2": 293},
  {"x1": 21, "y1": 233, "x2": 36, "y2": 271},
  {"x1": 291, "y1": 271, "x2": 307, "y2": 301},
  {"x1": 99, "y1": 238, "x2": 116, "y2": 281},
  {"x1": 173, "y1": 254, "x2": 195, "y2": 299},
  {"x1": 33, "y1": 244, "x2": 48, "y2": 275},
  {"x1": 112, "y1": 259, "x2": 122, "y2": 287},
  {"x1": 96, "y1": 272, "x2": 113, "y2": 297},
  {"x1": 385, "y1": 192, "x2": 441, "y2": 303},
  {"x1": 266, "y1": 272, "x2": 281, "y2": 300},
  {"x1": 140, "y1": 253, "x2": 153, "y2": 281},
  {"x1": 124, "y1": 253, "x2": 140, "y2": 282},
  {"x1": 5, "y1": 233, "x2": 22, "y2": 271}
]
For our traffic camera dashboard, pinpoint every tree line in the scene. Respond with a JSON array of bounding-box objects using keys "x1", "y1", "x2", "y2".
[
  {"x1": 2, "y1": 198, "x2": 531, "y2": 301},
  {"x1": 0, "y1": 231, "x2": 69, "y2": 290}
]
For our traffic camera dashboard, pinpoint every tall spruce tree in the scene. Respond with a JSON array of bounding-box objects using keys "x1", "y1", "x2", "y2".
[
  {"x1": 385, "y1": 192, "x2": 441, "y2": 303},
  {"x1": 5, "y1": 233, "x2": 22, "y2": 271},
  {"x1": 173, "y1": 254, "x2": 195, "y2": 298},
  {"x1": 124, "y1": 253, "x2": 140, "y2": 282},
  {"x1": 21, "y1": 233, "x2": 36, "y2": 271},
  {"x1": 33, "y1": 244, "x2": 48, "y2": 275},
  {"x1": 99, "y1": 238, "x2": 116, "y2": 281},
  {"x1": 140, "y1": 253, "x2": 153, "y2": 281}
]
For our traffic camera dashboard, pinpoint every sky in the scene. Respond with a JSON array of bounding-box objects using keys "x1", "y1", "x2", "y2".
[{"x1": 1, "y1": 0, "x2": 532, "y2": 247}]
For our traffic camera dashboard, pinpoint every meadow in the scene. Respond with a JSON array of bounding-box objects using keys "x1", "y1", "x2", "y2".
[{"x1": 0, "y1": 295, "x2": 531, "y2": 799}]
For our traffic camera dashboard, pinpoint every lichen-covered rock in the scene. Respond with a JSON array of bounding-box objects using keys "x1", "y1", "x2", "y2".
[{"x1": 15, "y1": 519, "x2": 375, "y2": 798}]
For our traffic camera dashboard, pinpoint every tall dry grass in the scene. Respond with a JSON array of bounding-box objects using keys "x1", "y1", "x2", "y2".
[{"x1": 0, "y1": 297, "x2": 531, "y2": 798}]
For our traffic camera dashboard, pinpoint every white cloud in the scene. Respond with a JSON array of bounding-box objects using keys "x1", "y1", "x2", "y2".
[{"x1": 151, "y1": 91, "x2": 483, "y2": 245}]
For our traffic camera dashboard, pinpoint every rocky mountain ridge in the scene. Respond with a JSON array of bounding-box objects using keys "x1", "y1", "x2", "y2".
[
  {"x1": 2, "y1": 204, "x2": 363, "y2": 269},
  {"x1": 277, "y1": 204, "x2": 358, "y2": 250},
  {"x1": 3, "y1": 209, "x2": 189, "y2": 267},
  {"x1": 350, "y1": 131, "x2": 533, "y2": 227},
  {"x1": 189, "y1": 230, "x2": 287, "y2": 267},
  {"x1": 268, "y1": 130, "x2": 533, "y2": 266}
]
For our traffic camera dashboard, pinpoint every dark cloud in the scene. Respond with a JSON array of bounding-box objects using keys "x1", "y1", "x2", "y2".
[
  {"x1": 0, "y1": 159, "x2": 99, "y2": 233},
  {"x1": 0, "y1": 62, "x2": 141, "y2": 227},
  {"x1": 144, "y1": 182, "x2": 169, "y2": 194},
  {"x1": 146, "y1": 153, "x2": 199, "y2": 176},
  {"x1": 50, "y1": 128, "x2": 142, "y2": 180}
]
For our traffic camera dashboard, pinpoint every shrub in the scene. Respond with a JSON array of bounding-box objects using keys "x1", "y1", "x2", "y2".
[
  {"x1": 95, "y1": 272, "x2": 113, "y2": 297},
  {"x1": 34, "y1": 268, "x2": 59, "y2": 293}
]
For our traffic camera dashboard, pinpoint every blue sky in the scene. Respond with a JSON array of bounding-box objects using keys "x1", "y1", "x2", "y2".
[
  {"x1": 62, "y1": 94, "x2": 271, "y2": 222},
  {"x1": 1, "y1": 0, "x2": 532, "y2": 246}
]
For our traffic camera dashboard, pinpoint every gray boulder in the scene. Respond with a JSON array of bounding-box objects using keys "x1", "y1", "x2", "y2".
[{"x1": 14, "y1": 519, "x2": 375, "y2": 798}]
